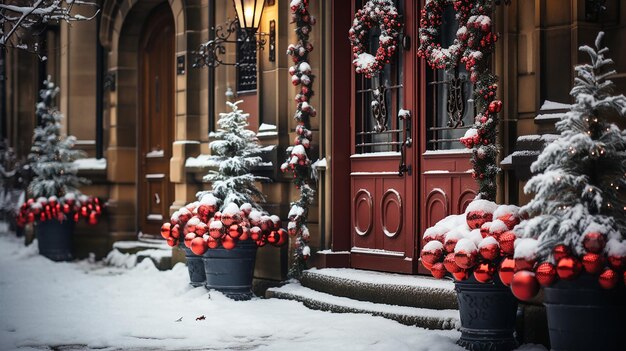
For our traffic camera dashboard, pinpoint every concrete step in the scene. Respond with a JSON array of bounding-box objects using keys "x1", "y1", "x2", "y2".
[
  {"x1": 267, "y1": 282, "x2": 459, "y2": 330},
  {"x1": 109, "y1": 240, "x2": 173, "y2": 270},
  {"x1": 301, "y1": 268, "x2": 458, "y2": 310}
]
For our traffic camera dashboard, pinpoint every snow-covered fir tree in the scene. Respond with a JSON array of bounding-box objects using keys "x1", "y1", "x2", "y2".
[
  {"x1": 197, "y1": 100, "x2": 267, "y2": 209},
  {"x1": 27, "y1": 77, "x2": 88, "y2": 198},
  {"x1": 516, "y1": 32, "x2": 626, "y2": 259}
]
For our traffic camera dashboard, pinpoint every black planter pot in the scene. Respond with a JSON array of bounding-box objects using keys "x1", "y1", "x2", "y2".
[
  {"x1": 36, "y1": 219, "x2": 75, "y2": 261},
  {"x1": 544, "y1": 274, "x2": 626, "y2": 351},
  {"x1": 455, "y1": 275, "x2": 519, "y2": 351},
  {"x1": 202, "y1": 239, "x2": 257, "y2": 300},
  {"x1": 182, "y1": 245, "x2": 206, "y2": 287}
]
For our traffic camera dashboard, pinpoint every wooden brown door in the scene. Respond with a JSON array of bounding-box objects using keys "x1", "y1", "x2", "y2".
[
  {"x1": 350, "y1": 0, "x2": 417, "y2": 273},
  {"x1": 417, "y1": 1, "x2": 477, "y2": 273},
  {"x1": 138, "y1": 5, "x2": 175, "y2": 237}
]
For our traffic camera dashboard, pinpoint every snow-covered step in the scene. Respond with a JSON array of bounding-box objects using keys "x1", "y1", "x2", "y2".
[
  {"x1": 267, "y1": 282, "x2": 460, "y2": 330},
  {"x1": 300, "y1": 268, "x2": 458, "y2": 310}
]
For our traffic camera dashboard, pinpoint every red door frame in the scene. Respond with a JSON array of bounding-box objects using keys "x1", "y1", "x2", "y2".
[{"x1": 326, "y1": 0, "x2": 476, "y2": 274}]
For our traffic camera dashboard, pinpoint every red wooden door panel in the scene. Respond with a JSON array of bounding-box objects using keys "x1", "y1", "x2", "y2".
[{"x1": 349, "y1": 0, "x2": 417, "y2": 274}]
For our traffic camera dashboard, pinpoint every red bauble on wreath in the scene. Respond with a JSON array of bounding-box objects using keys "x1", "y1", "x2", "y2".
[{"x1": 349, "y1": 0, "x2": 402, "y2": 78}]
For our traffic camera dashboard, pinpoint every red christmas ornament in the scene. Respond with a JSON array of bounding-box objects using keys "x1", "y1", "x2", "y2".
[
  {"x1": 421, "y1": 245, "x2": 444, "y2": 265},
  {"x1": 608, "y1": 255, "x2": 626, "y2": 270},
  {"x1": 582, "y1": 232, "x2": 606, "y2": 253},
  {"x1": 209, "y1": 222, "x2": 223, "y2": 239},
  {"x1": 266, "y1": 230, "x2": 280, "y2": 244},
  {"x1": 421, "y1": 259, "x2": 433, "y2": 271},
  {"x1": 474, "y1": 263, "x2": 495, "y2": 283},
  {"x1": 453, "y1": 270, "x2": 469, "y2": 281},
  {"x1": 430, "y1": 262, "x2": 446, "y2": 279},
  {"x1": 488, "y1": 100, "x2": 503, "y2": 114},
  {"x1": 275, "y1": 228, "x2": 288, "y2": 246},
  {"x1": 535, "y1": 262, "x2": 557, "y2": 286},
  {"x1": 166, "y1": 237, "x2": 177, "y2": 247},
  {"x1": 557, "y1": 257, "x2": 582, "y2": 280},
  {"x1": 553, "y1": 244, "x2": 570, "y2": 262},
  {"x1": 443, "y1": 253, "x2": 462, "y2": 273},
  {"x1": 207, "y1": 236, "x2": 219, "y2": 249},
  {"x1": 466, "y1": 210, "x2": 493, "y2": 229},
  {"x1": 511, "y1": 270, "x2": 540, "y2": 301},
  {"x1": 497, "y1": 213, "x2": 519, "y2": 230},
  {"x1": 582, "y1": 252, "x2": 604, "y2": 274},
  {"x1": 250, "y1": 226, "x2": 262, "y2": 241},
  {"x1": 499, "y1": 258, "x2": 516, "y2": 286},
  {"x1": 73, "y1": 213, "x2": 79, "y2": 222},
  {"x1": 184, "y1": 233, "x2": 195, "y2": 248},
  {"x1": 62, "y1": 204, "x2": 71, "y2": 214},
  {"x1": 444, "y1": 237, "x2": 458, "y2": 253},
  {"x1": 480, "y1": 222, "x2": 491, "y2": 238},
  {"x1": 81, "y1": 206, "x2": 88, "y2": 217},
  {"x1": 479, "y1": 241, "x2": 500, "y2": 261},
  {"x1": 190, "y1": 237, "x2": 207, "y2": 256},
  {"x1": 221, "y1": 236, "x2": 236, "y2": 250},
  {"x1": 498, "y1": 231, "x2": 516, "y2": 256},
  {"x1": 515, "y1": 258, "x2": 536, "y2": 272},
  {"x1": 221, "y1": 213, "x2": 234, "y2": 227},
  {"x1": 228, "y1": 224, "x2": 243, "y2": 239},
  {"x1": 454, "y1": 251, "x2": 477, "y2": 269},
  {"x1": 598, "y1": 268, "x2": 619, "y2": 289},
  {"x1": 88, "y1": 211, "x2": 98, "y2": 225},
  {"x1": 195, "y1": 222, "x2": 208, "y2": 236},
  {"x1": 161, "y1": 223, "x2": 171, "y2": 239},
  {"x1": 171, "y1": 224, "x2": 180, "y2": 239}
]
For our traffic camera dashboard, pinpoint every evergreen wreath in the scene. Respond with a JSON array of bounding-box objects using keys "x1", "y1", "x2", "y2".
[
  {"x1": 349, "y1": 0, "x2": 403, "y2": 78},
  {"x1": 417, "y1": 0, "x2": 472, "y2": 71},
  {"x1": 283, "y1": 0, "x2": 317, "y2": 278}
]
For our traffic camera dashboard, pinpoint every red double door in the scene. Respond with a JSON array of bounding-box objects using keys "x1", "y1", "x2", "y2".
[{"x1": 347, "y1": 0, "x2": 477, "y2": 274}]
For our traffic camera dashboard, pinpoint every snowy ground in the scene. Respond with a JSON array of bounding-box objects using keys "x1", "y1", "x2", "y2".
[{"x1": 0, "y1": 230, "x2": 545, "y2": 351}]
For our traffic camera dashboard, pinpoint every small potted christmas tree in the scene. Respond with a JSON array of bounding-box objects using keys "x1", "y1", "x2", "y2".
[
  {"x1": 17, "y1": 78, "x2": 103, "y2": 261},
  {"x1": 511, "y1": 32, "x2": 625, "y2": 350},
  {"x1": 162, "y1": 100, "x2": 286, "y2": 300}
]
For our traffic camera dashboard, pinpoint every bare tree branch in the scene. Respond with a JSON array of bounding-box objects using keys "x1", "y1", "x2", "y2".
[{"x1": 0, "y1": 0, "x2": 99, "y2": 54}]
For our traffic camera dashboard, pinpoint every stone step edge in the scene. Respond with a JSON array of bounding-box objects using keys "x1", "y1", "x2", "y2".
[
  {"x1": 301, "y1": 270, "x2": 458, "y2": 310},
  {"x1": 267, "y1": 283, "x2": 459, "y2": 331}
]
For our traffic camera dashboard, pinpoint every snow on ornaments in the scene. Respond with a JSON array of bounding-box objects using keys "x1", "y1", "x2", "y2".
[
  {"x1": 420, "y1": 200, "x2": 525, "y2": 284},
  {"x1": 283, "y1": 0, "x2": 317, "y2": 278},
  {"x1": 162, "y1": 196, "x2": 287, "y2": 254},
  {"x1": 349, "y1": 0, "x2": 402, "y2": 78}
]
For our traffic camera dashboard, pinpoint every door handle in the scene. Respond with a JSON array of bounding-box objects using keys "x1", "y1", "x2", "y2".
[
  {"x1": 154, "y1": 193, "x2": 161, "y2": 205},
  {"x1": 398, "y1": 109, "x2": 412, "y2": 177}
]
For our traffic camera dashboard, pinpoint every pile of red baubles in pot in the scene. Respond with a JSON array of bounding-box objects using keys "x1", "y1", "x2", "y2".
[
  {"x1": 17, "y1": 193, "x2": 103, "y2": 227},
  {"x1": 420, "y1": 200, "x2": 523, "y2": 284},
  {"x1": 160, "y1": 194, "x2": 287, "y2": 255},
  {"x1": 509, "y1": 230, "x2": 626, "y2": 301}
]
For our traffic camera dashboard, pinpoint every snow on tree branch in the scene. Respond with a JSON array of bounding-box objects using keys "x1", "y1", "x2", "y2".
[{"x1": 0, "y1": 0, "x2": 99, "y2": 54}]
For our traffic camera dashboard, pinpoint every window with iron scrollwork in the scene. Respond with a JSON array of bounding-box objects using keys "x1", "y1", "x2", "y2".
[
  {"x1": 426, "y1": 3, "x2": 474, "y2": 151},
  {"x1": 236, "y1": 29, "x2": 257, "y2": 92},
  {"x1": 355, "y1": 0, "x2": 405, "y2": 154}
]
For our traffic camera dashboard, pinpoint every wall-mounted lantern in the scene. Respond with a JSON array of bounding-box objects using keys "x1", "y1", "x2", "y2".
[{"x1": 194, "y1": 0, "x2": 273, "y2": 69}]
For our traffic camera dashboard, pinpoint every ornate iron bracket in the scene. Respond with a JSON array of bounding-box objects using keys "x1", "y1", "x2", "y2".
[
  {"x1": 371, "y1": 84, "x2": 389, "y2": 133},
  {"x1": 429, "y1": 72, "x2": 469, "y2": 129},
  {"x1": 193, "y1": 17, "x2": 267, "y2": 69}
]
